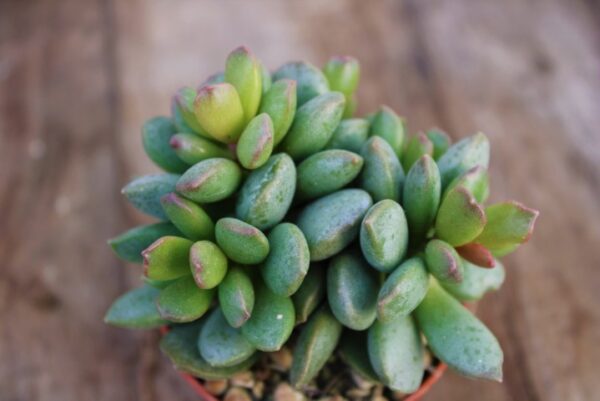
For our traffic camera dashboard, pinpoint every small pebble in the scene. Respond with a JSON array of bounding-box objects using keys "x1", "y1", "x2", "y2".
[
  {"x1": 269, "y1": 347, "x2": 293, "y2": 371},
  {"x1": 346, "y1": 387, "x2": 371, "y2": 399},
  {"x1": 224, "y1": 387, "x2": 252, "y2": 401},
  {"x1": 274, "y1": 383, "x2": 306, "y2": 401},
  {"x1": 231, "y1": 371, "x2": 255, "y2": 388},
  {"x1": 205, "y1": 379, "x2": 229, "y2": 396},
  {"x1": 351, "y1": 373, "x2": 375, "y2": 390},
  {"x1": 253, "y1": 381, "x2": 265, "y2": 399}
]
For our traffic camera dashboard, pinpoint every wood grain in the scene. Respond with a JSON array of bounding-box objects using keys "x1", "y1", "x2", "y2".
[{"x1": 1, "y1": 0, "x2": 599, "y2": 400}]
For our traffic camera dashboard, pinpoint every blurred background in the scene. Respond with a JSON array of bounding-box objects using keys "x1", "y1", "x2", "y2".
[{"x1": 1, "y1": 0, "x2": 599, "y2": 400}]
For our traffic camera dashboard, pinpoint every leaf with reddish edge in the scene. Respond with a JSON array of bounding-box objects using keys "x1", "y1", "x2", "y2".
[
  {"x1": 456, "y1": 243, "x2": 495, "y2": 268},
  {"x1": 435, "y1": 185, "x2": 487, "y2": 247},
  {"x1": 476, "y1": 201, "x2": 539, "y2": 257}
]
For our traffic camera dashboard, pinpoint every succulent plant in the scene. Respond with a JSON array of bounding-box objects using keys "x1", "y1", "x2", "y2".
[{"x1": 105, "y1": 46, "x2": 539, "y2": 396}]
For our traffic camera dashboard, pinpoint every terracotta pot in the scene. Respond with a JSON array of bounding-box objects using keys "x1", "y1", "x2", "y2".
[{"x1": 161, "y1": 327, "x2": 447, "y2": 401}]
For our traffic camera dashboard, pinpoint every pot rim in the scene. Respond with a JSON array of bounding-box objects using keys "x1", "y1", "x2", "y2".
[{"x1": 160, "y1": 326, "x2": 447, "y2": 401}]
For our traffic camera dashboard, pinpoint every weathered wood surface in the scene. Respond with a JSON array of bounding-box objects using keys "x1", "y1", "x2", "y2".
[{"x1": 1, "y1": 0, "x2": 599, "y2": 400}]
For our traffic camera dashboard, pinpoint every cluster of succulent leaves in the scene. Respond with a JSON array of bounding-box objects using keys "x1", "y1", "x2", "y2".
[{"x1": 105, "y1": 46, "x2": 539, "y2": 394}]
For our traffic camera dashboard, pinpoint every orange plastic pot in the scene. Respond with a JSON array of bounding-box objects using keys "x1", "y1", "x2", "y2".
[{"x1": 160, "y1": 327, "x2": 447, "y2": 401}]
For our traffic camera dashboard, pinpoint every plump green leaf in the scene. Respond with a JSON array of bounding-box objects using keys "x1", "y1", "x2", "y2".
[
  {"x1": 297, "y1": 189, "x2": 373, "y2": 261},
  {"x1": 325, "y1": 118, "x2": 369, "y2": 153},
  {"x1": 189, "y1": 240, "x2": 228, "y2": 289},
  {"x1": 176, "y1": 158, "x2": 242, "y2": 203},
  {"x1": 360, "y1": 136, "x2": 405, "y2": 202},
  {"x1": 290, "y1": 306, "x2": 343, "y2": 387},
  {"x1": 160, "y1": 321, "x2": 259, "y2": 379},
  {"x1": 215, "y1": 217, "x2": 270, "y2": 265},
  {"x1": 414, "y1": 279, "x2": 503, "y2": 381},
  {"x1": 343, "y1": 94, "x2": 358, "y2": 118},
  {"x1": 475, "y1": 201, "x2": 539, "y2": 257},
  {"x1": 442, "y1": 259, "x2": 505, "y2": 301},
  {"x1": 156, "y1": 275, "x2": 215, "y2": 323},
  {"x1": 236, "y1": 113, "x2": 274, "y2": 169},
  {"x1": 327, "y1": 252, "x2": 378, "y2": 330},
  {"x1": 169, "y1": 133, "x2": 233, "y2": 165},
  {"x1": 369, "y1": 106, "x2": 406, "y2": 158},
  {"x1": 360, "y1": 200, "x2": 408, "y2": 272},
  {"x1": 194, "y1": 83, "x2": 246, "y2": 143},
  {"x1": 261, "y1": 223, "x2": 310, "y2": 297},
  {"x1": 104, "y1": 285, "x2": 167, "y2": 329},
  {"x1": 160, "y1": 193, "x2": 214, "y2": 241},
  {"x1": 435, "y1": 185, "x2": 486, "y2": 246},
  {"x1": 224, "y1": 46, "x2": 262, "y2": 123},
  {"x1": 258, "y1": 79, "x2": 297, "y2": 145},
  {"x1": 402, "y1": 155, "x2": 441, "y2": 242},
  {"x1": 172, "y1": 86, "x2": 210, "y2": 136},
  {"x1": 142, "y1": 116, "x2": 189, "y2": 173},
  {"x1": 142, "y1": 236, "x2": 193, "y2": 281},
  {"x1": 279, "y1": 92, "x2": 346, "y2": 161},
  {"x1": 122, "y1": 174, "x2": 179, "y2": 219},
  {"x1": 445, "y1": 166, "x2": 489, "y2": 204},
  {"x1": 296, "y1": 149, "x2": 363, "y2": 201},
  {"x1": 219, "y1": 266, "x2": 255, "y2": 328},
  {"x1": 292, "y1": 265, "x2": 326, "y2": 324},
  {"x1": 199, "y1": 308, "x2": 257, "y2": 367},
  {"x1": 377, "y1": 257, "x2": 429, "y2": 322},
  {"x1": 236, "y1": 153, "x2": 296, "y2": 230},
  {"x1": 425, "y1": 128, "x2": 450, "y2": 160},
  {"x1": 108, "y1": 222, "x2": 182, "y2": 264},
  {"x1": 260, "y1": 62, "x2": 272, "y2": 94},
  {"x1": 368, "y1": 315, "x2": 424, "y2": 393},
  {"x1": 424, "y1": 239, "x2": 464, "y2": 284},
  {"x1": 402, "y1": 132, "x2": 434, "y2": 172},
  {"x1": 437, "y1": 132, "x2": 490, "y2": 188},
  {"x1": 323, "y1": 56, "x2": 360, "y2": 99},
  {"x1": 272, "y1": 61, "x2": 329, "y2": 106},
  {"x1": 171, "y1": 91, "x2": 198, "y2": 135},
  {"x1": 241, "y1": 281, "x2": 295, "y2": 351},
  {"x1": 339, "y1": 330, "x2": 380, "y2": 382}
]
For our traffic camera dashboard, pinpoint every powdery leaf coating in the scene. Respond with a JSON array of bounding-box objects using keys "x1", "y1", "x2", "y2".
[
  {"x1": 403, "y1": 155, "x2": 442, "y2": 241},
  {"x1": 142, "y1": 116, "x2": 189, "y2": 173},
  {"x1": 296, "y1": 149, "x2": 363, "y2": 201},
  {"x1": 142, "y1": 236, "x2": 193, "y2": 281},
  {"x1": 425, "y1": 128, "x2": 451, "y2": 160},
  {"x1": 377, "y1": 257, "x2": 429, "y2": 322},
  {"x1": 258, "y1": 79, "x2": 297, "y2": 145},
  {"x1": 368, "y1": 315, "x2": 424, "y2": 393},
  {"x1": 172, "y1": 86, "x2": 210, "y2": 136},
  {"x1": 327, "y1": 252, "x2": 378, "y2": 330},
  {"x1": 292, "y1": 265, "x2": 326, "y2": 324},
  {"x1": 360, "y1": 136, "x2": 405, "y2": 202},
  {"x1": 240, "y1": 282, "x2": 295, "y2": 352},
  {"x1": 360, "y1": 200, "x2": 408, "y2": 272},
  {"x1": 104, "y1": 285, "x2": 167, "y2": 329},
  {"x1": 441, "y1": 259, "x2": 506, "y2": 301},
  {"x1": 435, "y1": 185, "x2": 486, "y2": 247},
  {"x1": 290, "y1": 306, "x2": 343, "y2": 387},
  {"x1": 122, "y1": 173, "x2": 179, "y2": 219},
  {"x1": 424, "y1": 239, "x2": 464, "y2": 284},
  {"x1": 108, "y1": 222, "x2": 182, "y2": 264},
  {"x1": 189, "y1": 240, "x2": 228, "y2": 289},
  {"x1": 156, "y1": 275, "x2": 215, "y2": 323},
  {"x1": 169, "y1": 133, "x2": 233, "y2": 165},
  {"x1": 218, "y1": 266, "x2": 255, "y2": 328},
  {"x1": 279, "y1": 92, "x2": 346, "y2": 161},
  {"x1": 414, "y1": 279, "x2": 503, "y2": 382},
  {"x1": 325, "y1": 118, "x2": 370, "y2": 153},
  {"x1": 437, "y1": 132, "x2": 490, "y2": 188},
  {"x1": 236, "y1": 113, "x2": 274, "y2": 170},
  {"x1": 297, "y1": 189, "x2": 373, "y2": 261},
  {"x1": 369, "y1": 106, "x2": 406, "y2": 158},
  {"x1": 445, "y1": 166, "x2": 490, "y2": 204},
  {"x1": 272, "y1": 61, "x2": 329, "y2": 106},
  {"x1": 323, "y1": 56, "x2": 360, "y2": 98},
  {"x1": 224, "y1": 46, "x2": 262, "y2": 123},
  {"x1": 236, "y1": 153, "x2": 296, "y2": 230},
  {"x1": 402, "y1": 132, "x2": 434, "y2": 172},
  {"x1": 215, "y1": 218, "x2": 270, "y2": 265},
  {"x1": 261, "y1": 223, "x2": 310, "y2": 297},
  {"x1": 161, "y1": 192, "x2": 214, "y2": 241},
  {"x1": 160, "y1": 321, "x2": 259, "y2": 380},
  {"x1": 194, "y1": 83, "x2": 246, "y2": 143},
  {"x1": 199, "y1": 308, "x2": 257, "y2": 368},
  {"x1": 176, "y1": 158, "x2": 242, "y2": 204}
]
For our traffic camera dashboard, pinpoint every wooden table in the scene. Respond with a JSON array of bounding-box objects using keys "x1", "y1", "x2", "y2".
[{"x1": 1, "y1": 1, "x2": 599, "y2": 400}]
